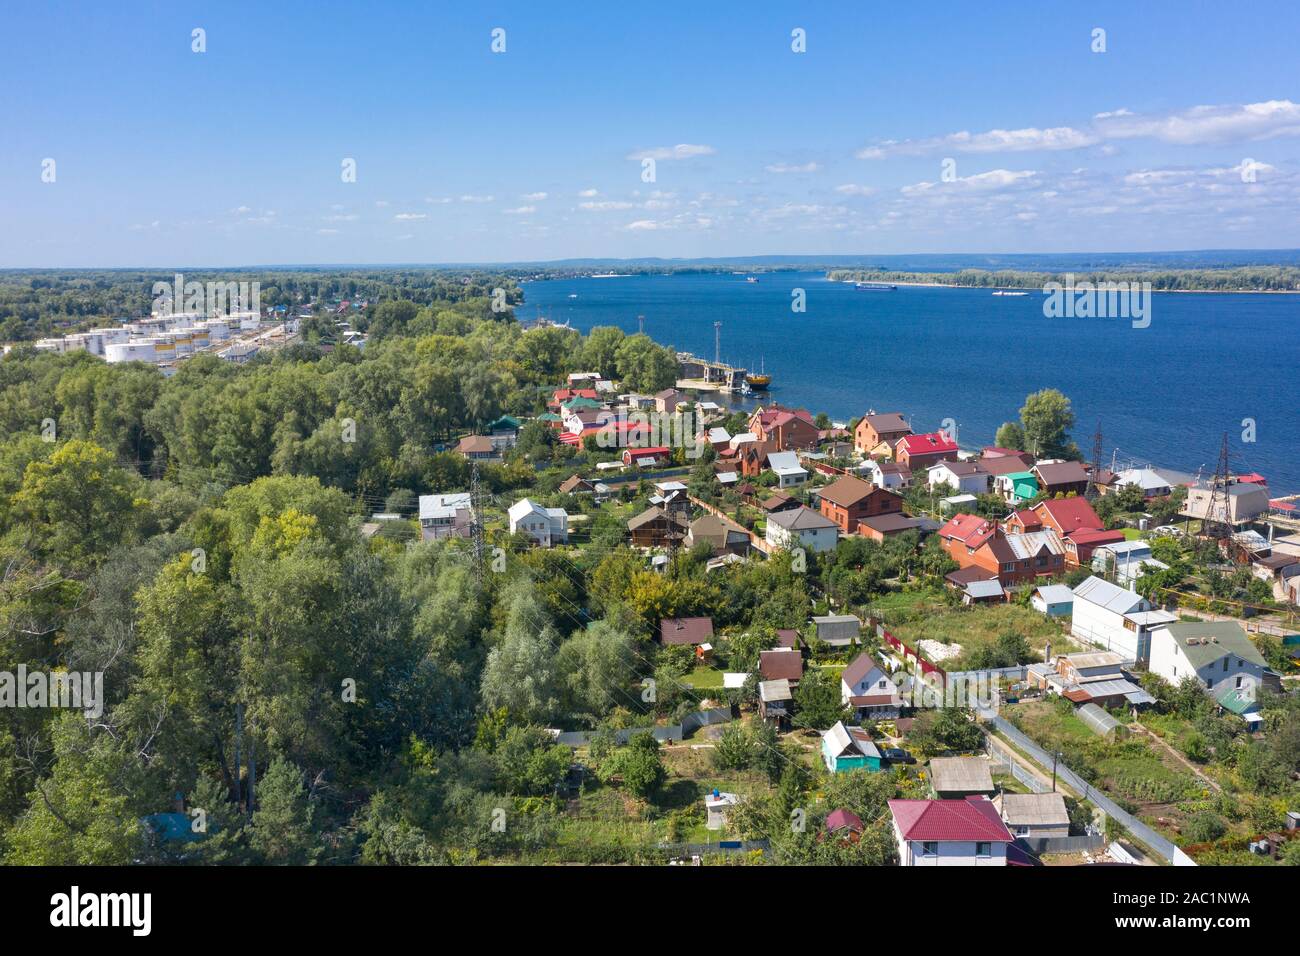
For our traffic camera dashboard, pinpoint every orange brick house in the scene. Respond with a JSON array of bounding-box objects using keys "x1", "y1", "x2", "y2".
[
  {"x1": 748, "y1": 404, "x2": 820, "y2": 451},
  {"x1": 818, "y1": 476, "x2": 904, "y2": 534},
  {"x1": 854, "y1": 412, "x2": 912, "y2": 456},
  {"x1": 938, "y1": 512, "x2": 1065, "y2": 586}
]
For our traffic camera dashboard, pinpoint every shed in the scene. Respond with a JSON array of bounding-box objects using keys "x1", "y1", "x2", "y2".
[
  {"x1": 928, "y1": 757, "x2": 995, "y2": 798},
  {"x1": 811, "y1": 614, "x2": 863, "y2": 647}
]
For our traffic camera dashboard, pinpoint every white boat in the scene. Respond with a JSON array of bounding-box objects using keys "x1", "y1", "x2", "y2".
[
  {"x1": 991, "y1": 290, "x2": 1030, "y2": 297},
  {"x1": 746, "y1": 276, "x2": 759, "y2": 283}
]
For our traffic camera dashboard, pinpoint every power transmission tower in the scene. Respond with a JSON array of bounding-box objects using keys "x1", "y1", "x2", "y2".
[
  {"x1": 1087, "y1": 421, "x2": 1103, "y2": 500},
  {"x1": 470, "y1": 461, "x2": 486, "y2": 586},
  {"x1": 714, "y1": 321, "x2": 722, "y2": 365},
  {"x1": 1201, "y1": 431, "x2": 1233, "y2": 544},
  {"x1": 637, "y1": 314, "x2": 645, "y2": 335}
]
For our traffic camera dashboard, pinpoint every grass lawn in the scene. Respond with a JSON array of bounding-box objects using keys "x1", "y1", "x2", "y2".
[
  {"x1": 889, "y1": 603, "x2": 1077, "y2": 670},
  {"x1": 682, "y1": 665, "x2": 726, "y2": 690}
]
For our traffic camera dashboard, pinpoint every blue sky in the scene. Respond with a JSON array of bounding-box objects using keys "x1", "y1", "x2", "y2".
[{"x1": 3, "y1": 1, "x2": 1299, "y2": 266}]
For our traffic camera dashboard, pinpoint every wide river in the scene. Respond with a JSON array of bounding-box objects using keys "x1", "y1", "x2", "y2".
[{"x1": 523, "y1": 271, "x2": 1300, "y2": 493}]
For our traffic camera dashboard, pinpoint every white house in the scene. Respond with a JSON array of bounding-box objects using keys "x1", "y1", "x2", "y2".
[
  {"x1": 1092, "y1": 540, "x2": 1168, "y2": 586},
  {"x1": 418, "y1": 493, "x2": 474, "y2": 541},
  {"x1": 1149, "y1": 621, "x2": 1268, "y2": 696},
  {"x1": 864, "y1": 459, "x2": 912, "y2": 491},
  {"x1": 927, "y1": 461, "x2": 991, "y2": 496},
  {"x1": 888, "y1": 797, "x2": 1015, "y2": 867},
  {"x1": 1070, "y1": 575, "x2": 1176, "y2": 663},
  {"x1": 766, "y1": 451, "x2": 808, "y2": 488},
  {"x1": 507, "y1": 498, "x2": 569, "y2": 547},
  {"x1": 1111, "y1": 467, "x2": 1172, "y2": 498},
  {"x1": 765, "y1": 506, "x2": 838, "y2": 553},
  {"x1": 840, "y1": 652, "x2": 901, "y2": 719}
]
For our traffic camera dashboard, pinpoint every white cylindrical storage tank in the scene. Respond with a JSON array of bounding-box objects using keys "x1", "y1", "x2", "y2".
[{"x1": 105, "y1": 341, "x2": 157, "y2": 364}]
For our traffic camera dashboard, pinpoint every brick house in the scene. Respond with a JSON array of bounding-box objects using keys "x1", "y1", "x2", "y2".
[
  {"x1": 818, "y1": 476, "x2": 904, "y2": 535},
  {"x1": 938, "y1": 512, "x2": 1065, "y2": 586},
  {"x1": 748, "y1": 404, "x2": 820, "y2": 451},
  {"x1": 895, "y1": 432, "x2": 959, "y2": 472},
  {"x1": 1033, "y1": 461, "x2": 1089, "y2": 498},
  {"x1": 854, "y1": 412, "x2": 912, "y2": 456}
]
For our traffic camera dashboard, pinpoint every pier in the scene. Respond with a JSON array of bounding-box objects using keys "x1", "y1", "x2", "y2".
[{"x1": 676, "y1": 351, "x2": 748, "y2": 392}]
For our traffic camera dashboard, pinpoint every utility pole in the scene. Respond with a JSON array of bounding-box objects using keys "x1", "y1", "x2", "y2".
[
  {"x1": 1052, "y1": 750, "x2": 1061, "y2": 792},
  {"x1": 713, "y1": 321, "x2": 722, "y2": 365},
  {"x1": 1087, "y1": 421, "x2": 1103, "y2": 500},
  {"x1": 637, "y1": 314, "x2": 644, "y2": 335}
]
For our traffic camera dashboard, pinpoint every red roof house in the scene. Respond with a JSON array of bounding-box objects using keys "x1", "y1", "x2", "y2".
[
  {"x1": 895, "y1": 432, "x2": 959, "y2": 471},
  {"x1": 888, "y1": 796, "x2": 1016, "y2": 866}
]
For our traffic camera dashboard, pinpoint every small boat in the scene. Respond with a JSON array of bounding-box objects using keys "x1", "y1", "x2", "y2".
[
  {"x1": 746, "y1": 276, "x2": 759, "y2": 283},
  {"x1": 568, "y1": 293, "x2": 578, "y2": 299},
  {"x1": 855, "y1": 281, "x2": 896, "y2": 291},
  {"x1": 747, "y1": 357, "x2": 771, "y2": 390},
  {"x1": 991, "y1": 290, "x2": 1029, "y2": 297}
]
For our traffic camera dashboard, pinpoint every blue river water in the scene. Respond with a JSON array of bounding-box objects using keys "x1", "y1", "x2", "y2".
[{"x1": 522, "y1": 271, "x2": 1300, "y2": 493}]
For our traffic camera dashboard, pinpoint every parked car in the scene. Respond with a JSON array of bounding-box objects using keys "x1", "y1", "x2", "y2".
[
  {"x1": 881, "y1": 748, "x2": 915, "y2": 765},
  {"x1": 1152, "y1": 525, "x2": 1184, "y2": 537}
]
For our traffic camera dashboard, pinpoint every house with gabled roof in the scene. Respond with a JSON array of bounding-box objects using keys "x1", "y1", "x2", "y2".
[
  {"x1": 628, "y1": 505, "x2": 688, "y2": 549},
  {"x1": 1149, "y1": 621, "x2": 1268, "y2": 696},
  {"x1": 993, "y1": 792, "x2": 1071, "y2": 839},
  {"x1": 818, "y1": 475, "x2": 904, "y2": 535},
  {"x1": 658, "y1": 616, "x2": 714, "y2": 647},
  {"x1": 1033, "y1": 460, "x2": 1089, "y2": 497},
  {"x1": 938, "y1": 513, "x2": 1065, "y2": 585},
  {"x1": 822, "y1": 721, "x2": 883, "y2": 773},
  {"x1": 766, "y1": 450, "x2": 809, "y2": 488},
  {"x1": 888, "y1": 796, "x2": 1017, "y2": 867},
  {"x1": 748, "y1": 403, "x2": 820, "y2": 451},
  {"x1": 765, "y1": 505, "x2": 839, "y2": 553},
  {"x1": 840, "y1": 651, "x2": 901, "y2": 719},
  {"x1": 455, "y1": 434, "x2": 500, "y2": 462},
  {"x1": 507, "y1": 498, "x2": 569, "y2": 547},
  {"x1": 895, "y1": 431, "x2": 959, "y2": 471},
  {"x1": 759, "y1": 647, "x2": 804, "y2": 683},
  {"x1": 928, "y1": 460, "x2": 991, "y2": 495},
  {"x1": 1070, "y1": 575, "x2": 1176, "y2": 662},
  {"x1": 854, "y1": 411, "x2": 912, "y2": 456}
]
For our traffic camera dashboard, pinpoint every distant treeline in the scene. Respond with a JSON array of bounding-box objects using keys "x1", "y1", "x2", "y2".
[
  {"x1": 826, "y1": 266, "x2": 1300, "y2": 292},
  {"x1": 0, "y1": 269, "x2": 521, "y2": 342}
]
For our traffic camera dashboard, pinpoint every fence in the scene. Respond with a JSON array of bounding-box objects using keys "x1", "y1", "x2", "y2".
[
  {"x1": 659, "y1": 839, "x2": 769, "y2": 858},
  {"x1": 552, "y1": 706, "x2": 733, "y2": 748},
  {"x1": 986, "y1": 715, "x2": 1195, "y2": 866},
  {"x1": 1019, "y1": 834, "x2": 1106, "y2": 855},
  {"x1": 985, "y1": 736, "x2": 1050, "y2": 794}
]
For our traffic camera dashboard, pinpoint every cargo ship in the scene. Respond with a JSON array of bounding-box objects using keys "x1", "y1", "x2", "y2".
[{"x1": 855, "y1": 281, "x2": 897, "y2": 291}]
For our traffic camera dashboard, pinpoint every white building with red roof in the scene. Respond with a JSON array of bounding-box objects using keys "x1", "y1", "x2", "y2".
[{"x1": 888, "y1": 796, "x2": 1018, "y2": 866}]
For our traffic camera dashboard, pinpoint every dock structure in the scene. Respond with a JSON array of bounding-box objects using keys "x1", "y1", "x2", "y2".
[{"x1": 677, "y1": 351, "x2": 748, "y2": 392}]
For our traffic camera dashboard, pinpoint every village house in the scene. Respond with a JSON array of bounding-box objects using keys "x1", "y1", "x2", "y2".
[
  {"x1": 1033, "y1": 460, "x2": 1089, "y2": 497},
  {"x1": 748, "y1": 403, "x2": 821, "y2": 451},
  {"x1": 854, "y1": 411, "x2": 912, "y2": 456},
  {"x1": 864, "y1": 459, "x2": 913, "y2": 491},
  {"x1": 758, "y1": 679, "x2": 793, "y2": 727},
  {"x1": 454, "y1": 434, "x2": 500, "y2": 462},
  {"x1": 759, "y1": 647, "x2": 804, "y2": 684},
  {"x1": 977, "y1": 447, "x2": 1035, "y2": 478},
  {"x1": 658, "y1": 616, "x2": 714, "y2": 647},
  {"x1": 822, "y1": 722, "x2": 883, "y2": 773},
  {"x1": 894, "y1": 431, "x2": 959, "y2": 471},
  {"x1": 548, "y1": 386, "x2": 598, "y2": 412},
  {"x1": 1005, "y1": 497, "x2": 1126, "y2": 568},
  {"x1": 627, "y1": 505, "x2": 688, "y2": 549},
  {"x1": 686, "y1": 514, "x2": 750, "y2": 557},
  {"x1": 654, "y1": 388, "x2": 687, "y2": 414},
  {"x1": 993, "y1": 792, "x2": 1071, "y2": 840},
  {"x1": 994, "y1": 470, "x2": 1039, "y2": 504},
  {"x1": 937, "y1": 513, "x2": 1065, "y2": 586},
  {"x1": 1182, "y1": 478, "x2": 1270, "y2": 527},
  {"x1": 1149, "y1": 621, "x2": 1269, "y2": 696},
  {"x1": 1110, "y1": 467, "x2": 1173, "y2": 498},
  {"x1": 928, "y1": 757, "x2": 996, "y2": 799},
  {"x1": 840, "y1": 651, "x2": 902, "y2": 720},
  {"x1": 888, "y1": 797, "x2": 1016, "y2": 867},
  {"x1": 766, "y1": 450, "x2": 809, "y2": 488},
  {"x1": 818, "y1": 475, "x2": 904, "y2": 535},
  {"x1": 857, "y1": 512, "x2": 935, "y2": 542},
  {"x1": 507, "y1": 498, "x2": 569, "y2": 547},
  {"x1": 621, "y1": 445, "x2": 671, "y2": 468},
  {"x1": 485, "y1": 415, "x2": 521, "y2": 450},
  {"x1": 765, "y1": 506, "x2": 839, "y2": 554},
  {"x1": 927, "y1": 460, "x2": 991, "y2": 496},
  {"x1": 756, "y1": 488, "x2": 803, "y2": 515},
  {"x1": 418, "y1": 493, "x2": 473, "y2": 541},
  {"x1": 1069, "y1": 575, "x2": 1177, "y2": 662}
]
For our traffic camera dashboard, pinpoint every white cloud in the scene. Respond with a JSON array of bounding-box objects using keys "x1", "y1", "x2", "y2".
[
  {"x1": 503, "y1": 206, "x2": 536, "y2": 215},
  {"x1": 394, "y1": 212, "x2": 427, "y2": 221},
  {"x1": 901, "y1": 168, "x2": 1038, "y2": 196},
  {"x1": 522, "y1": 192, "x2": 548, "y2": 201},
  {"x1": 765, "y1": 161, "x2": 820, "y2": 174},
  {"x1": 624, "y1": 219, "x2": 665, "y2": 230},
  {"x1": 581, "y1": 200, "x2": 636, "y2": 210},
  {"x1": 459, "y1": 194, "x2": 495, "y2": 203},
  {"x1": 626, "y1": 143, "x2": 716, "y2": 161},
  {"x1": 424, "y1": 196, "x2": 453, "y2": 204},
  {"x1": 859, "y1": 127, "x2": 1095, "y2": 159},
  {"x1": 834, "y1": 184, "x2": 877, "y2": 196},
  {"x1": 578, "y1": 188, "x2": 599, "y2": 197},
  {"x1": 1094, "y1": 100, "x2": 1300, "y2": 145}
]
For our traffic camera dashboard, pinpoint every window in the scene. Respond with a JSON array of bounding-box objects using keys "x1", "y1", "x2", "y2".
[
  {"x1": 976, "y1": 842, "x2": 991, "y2": 858},
  {"x1": 921, "y1": 841, "x2": 938, "y2": 857}
]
